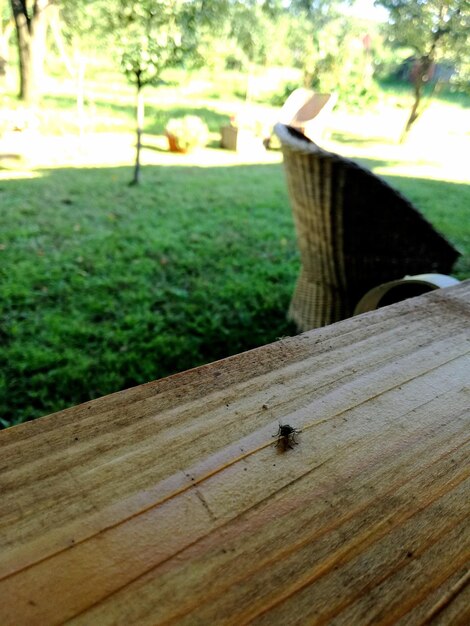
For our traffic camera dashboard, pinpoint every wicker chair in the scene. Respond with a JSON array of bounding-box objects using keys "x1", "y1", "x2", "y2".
[{"x1": 274, "y1": 123, "x2": 460, "y2": 331}]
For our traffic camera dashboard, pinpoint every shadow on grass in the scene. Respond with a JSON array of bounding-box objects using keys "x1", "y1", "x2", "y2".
[
  {"x1": 207, "y1": 137, "x2": 224, "y2": 149},
  {"x1": 43, "y1": 94, "x2": 231, "y2": 134},
  {"x1": 1, "y1": 160, "x2": 468, "y2": 427},
  {"x1": 142, "y1": 139, "x2": 227, "y2": 152},
  {"x1": 330, "y1": 132, "x2": 393, "y2": 146},
  {"x1": 334, "y1": 154, "x2": 407, "y2": 171},
  {"x1": 378, "y1": 78, "x2": 470, "y2": 108},
  {"x1": 147, "y1": 106, "x2": 230, "y2": 135},
  {"x1": 141, "y1": 143, "x2": 168, "y2": 154}
]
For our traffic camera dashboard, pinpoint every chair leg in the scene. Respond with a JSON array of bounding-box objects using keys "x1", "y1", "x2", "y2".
[{"x1": 288, "y1": 269, "x2": 349, "y2": 331}]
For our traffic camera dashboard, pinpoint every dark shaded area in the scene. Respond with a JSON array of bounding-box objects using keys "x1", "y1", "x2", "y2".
[
  {"x1": 344, "y1": 155, "x2": 470, "y2": 279},
  {"x1": 329, "y1": 133, "x2": 392, "y2": 146},
  {"x1": 42, "y1": 94, "x2": 231, "y2": 134},
  {"x1": 377, "y1": 282, "x2": 434, "y2": 307},
  {"x1": 378, "y1": 77, "x2": 470, "y2": 107}
]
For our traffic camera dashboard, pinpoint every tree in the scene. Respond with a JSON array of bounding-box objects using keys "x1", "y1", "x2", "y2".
[
  {"x1": 106, "y1": 0, "x2": 222, "y2": 185},
  {"x1": 9, "y1": 0, "x2": 53, "y2": 104},
  {"x1": 376, "y1": 0, "x2": 470, "y2": 140}
]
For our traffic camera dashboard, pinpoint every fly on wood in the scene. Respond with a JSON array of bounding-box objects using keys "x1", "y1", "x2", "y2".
[{"x1": 272, "y1": 423, "x2": 301, "y2": 451}]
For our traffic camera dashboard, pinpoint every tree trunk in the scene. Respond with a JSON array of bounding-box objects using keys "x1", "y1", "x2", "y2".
[
  {"x1": 10, "y1": 0, "x2": 50, "y2": 104},
  {"x1": 400, "y1": 76, "x2": 424, "y2": 143},
  {"x1": 130, "y1": 75, "x2": 144, "y2": 186},
  {"x1": 400, "y1": 40, "x2": 439, "y2": 143}
]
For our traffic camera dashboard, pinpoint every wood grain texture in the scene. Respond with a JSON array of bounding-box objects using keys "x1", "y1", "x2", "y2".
[{"x1": 1, "y1": 281, "x2": 469, "y2": 625}]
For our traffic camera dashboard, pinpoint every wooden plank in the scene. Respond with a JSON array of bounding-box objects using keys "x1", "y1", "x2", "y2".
[{"x1": 1, "y1": 282, "x2": 469, "y2": 625}]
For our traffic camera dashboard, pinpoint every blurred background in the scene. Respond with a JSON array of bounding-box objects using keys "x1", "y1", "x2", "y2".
[{"x1": 1, "y1": 0, "x2": 469, "y2": 427}]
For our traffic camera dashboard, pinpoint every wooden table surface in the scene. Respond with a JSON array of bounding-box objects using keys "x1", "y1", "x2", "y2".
[{"x1": 1, "y1": 282, "x2": 469, "y2": 626}]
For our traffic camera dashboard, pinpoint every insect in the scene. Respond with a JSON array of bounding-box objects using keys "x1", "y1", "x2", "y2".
[{"x1": 272, "y1": 423, "x2": 301, "y2": 451}]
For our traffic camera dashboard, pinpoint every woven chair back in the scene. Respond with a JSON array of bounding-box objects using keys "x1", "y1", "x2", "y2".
[{"x1": 274, "y1": 123, "x2": 460, "y2": 330}]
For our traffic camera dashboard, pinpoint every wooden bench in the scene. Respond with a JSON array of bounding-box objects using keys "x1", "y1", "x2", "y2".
[{"x1": 1, "y1": 281, "x2": 469, "y2": 625}]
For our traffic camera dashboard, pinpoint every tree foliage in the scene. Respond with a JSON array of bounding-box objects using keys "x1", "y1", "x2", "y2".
[
  {"x1": 228, "y1": 1, "x2": 271, "y2": 67},
  {"x1": 59, "y1": 0, "x2": 110, "y2": 52},
  {"x1": 376, "y1": 0, "x2": 470, "y2": 137},
  {"x1": 376, "y1": 0, "x2": 469, "y2": 57},
  {"x1": 102, "y1": 0, "x2": 225, "y2": 87},
  {"x1": 110, "y1": 1, "x2": 183, "y2": 88}
]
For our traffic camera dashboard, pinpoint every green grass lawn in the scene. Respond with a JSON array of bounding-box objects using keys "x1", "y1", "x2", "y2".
[
  {"x1": 0, "y1": 161, "x2": 299, "y2": 426},
  {"x1": 1, "y1": 76, "x2": 469, "y2": 427}
]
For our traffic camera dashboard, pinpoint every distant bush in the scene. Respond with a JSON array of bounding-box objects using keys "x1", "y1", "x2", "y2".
[
  {"x1": 267, "y1": 78, "x2": 379, "y2": 112},
  {"x1": 338, "y1": 81, "x2": 380, "y2": 109},
  {"x1": 268, "y1": 81, "x2": 299, "y2": 107}
]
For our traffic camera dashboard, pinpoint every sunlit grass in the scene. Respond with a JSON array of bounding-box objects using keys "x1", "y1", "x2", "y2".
[{"x1": 326, "y1": 100, "x2": 470, "y2": 184}]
